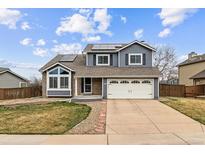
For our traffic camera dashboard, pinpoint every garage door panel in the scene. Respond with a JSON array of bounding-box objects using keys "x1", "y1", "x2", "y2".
[{"x1": 107, "y1": 79, "x2": 154, "y2": 99}]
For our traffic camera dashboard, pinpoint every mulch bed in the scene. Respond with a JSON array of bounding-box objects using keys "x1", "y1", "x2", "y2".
[{"x1": 67, "y1": 100, "x2": 107, "y2": 134}]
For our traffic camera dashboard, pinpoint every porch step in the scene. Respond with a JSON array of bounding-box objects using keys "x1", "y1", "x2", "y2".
[{"x1": 71, "y1": 95, "x2": 103, "y2": 102}]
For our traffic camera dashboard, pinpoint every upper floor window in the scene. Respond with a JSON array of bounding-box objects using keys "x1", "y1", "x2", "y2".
[
  {"x1": 96, "y1": 54, "x2": 110, "y2": 66},
  {"x1": 129, "y1": 53, "x2": 142, "y2": 65}
]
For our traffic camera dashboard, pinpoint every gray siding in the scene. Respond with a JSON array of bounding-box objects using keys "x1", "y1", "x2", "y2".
[
  {"x1": 47, "y1": 90, "x2": 71, "y2": 96},
  {"x1": 103, "y1": 78, "x2": 107, "y2": 99},
  {"x1": 119, "y1": 44, "x2": 153, "y2": 67},
  {"x1": 0, "y1": 72, "x2": 28, "y2": 88},
  {"x1": 87, "y1": 53, "x2": 94, "y2": 66},
  {"x1": 87, "y1": 53, "x2": 118, "y2": 66},
  {"x1": 112, "y1": 53, "x2": 118, "y2": 66},
  {"x1": 154, "y1": 78, "x2": 159, "y2": 99},
  {"x1": 42, "y1": 72, "x2": 47, "y2": 97}
]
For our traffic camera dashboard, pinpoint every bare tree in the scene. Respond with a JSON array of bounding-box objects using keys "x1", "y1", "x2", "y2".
[
  {"x1": 30, "y1": 76, "x2": 42, "y2": 87},
  {"x1": 153, "y1": 45, "x2": 178, "y2": 81}
]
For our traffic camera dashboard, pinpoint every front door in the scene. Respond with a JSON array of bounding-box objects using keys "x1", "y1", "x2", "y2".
[{"x1": 84, "y1": 78, "x2": 92, "y2": 94}]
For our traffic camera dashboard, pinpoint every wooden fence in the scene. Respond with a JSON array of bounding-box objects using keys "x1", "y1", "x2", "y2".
[
  {"x1": 0, "y1": 86, "x2": 42, "y2": 100},
  {"x1": 160, "y1": 84, "x2": 205, "y2": 97},
  {"x1": 185, "y1": 85, "x2": 205, "y2": 97},
  {"x1": 160, "y1": 84, "x2": 185, "y2": 97}
]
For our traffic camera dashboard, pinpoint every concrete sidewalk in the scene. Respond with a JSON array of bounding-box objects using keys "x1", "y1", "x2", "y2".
[{"x1": 1, "y1": 133, "x2": 205, "y2": 145}]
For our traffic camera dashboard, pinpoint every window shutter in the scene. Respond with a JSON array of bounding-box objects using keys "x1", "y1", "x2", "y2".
[
  {"x1": 125, "y1": 54, "x2": 128, "y2": 65},
  {"x1": 110, "y1": 54, "x2": 113, "y2": 66},
  {"x1": 143, "y1": 53, "x2": 146, "y2": 65},
  {"x1": 93, "y1": 54, "x2": 96, "y2": 65}
]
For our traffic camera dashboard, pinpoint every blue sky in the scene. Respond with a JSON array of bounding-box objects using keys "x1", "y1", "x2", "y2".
[{"x1": 0, "y1": 8, "x2": 204, "y2": 79}]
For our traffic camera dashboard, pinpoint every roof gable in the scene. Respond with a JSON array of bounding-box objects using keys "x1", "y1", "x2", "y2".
[
  {"x1": 116, "y1": 40, "x2": 156, "y2": 52},
  {"x1": 0, "y1": 67, "x2": 10, "y2": 73},
  {"x1": 83, "y1": 40, "x2": 156, "y2": 53},
  {"x1": 0, "y1": 70, "x2": 28, "y2": 82}
]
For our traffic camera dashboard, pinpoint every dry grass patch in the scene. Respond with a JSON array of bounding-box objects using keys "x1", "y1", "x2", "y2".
[
  {"x1": 160, "y1": 97, "x2": 205, "y2": 124},
  {"x1": 0, "y1": 102, "x2": 91, "y2": 134}
]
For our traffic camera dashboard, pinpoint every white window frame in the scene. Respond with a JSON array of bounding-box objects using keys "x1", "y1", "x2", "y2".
[
  {"x1": 96, "y1": 54, "x2": 110, "y2": 66},
  {"x1": 128, "y1": 53, "x2": 143, "y2": 65},
  {"x1": 19, "y1": 82, "x2": 27, "y2": 88},
  {"x1": 47, "y1": 66, "x2": 71, "y2": 91}
]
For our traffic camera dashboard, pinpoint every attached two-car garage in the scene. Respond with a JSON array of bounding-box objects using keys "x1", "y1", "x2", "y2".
[{"x1": 107, "y1": 79, "x2": 154, "y2": 99}]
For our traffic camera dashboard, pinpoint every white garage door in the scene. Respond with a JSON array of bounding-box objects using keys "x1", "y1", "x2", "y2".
[{"x1": 107, "y1": 79, "x2": 154, "y2": 99}]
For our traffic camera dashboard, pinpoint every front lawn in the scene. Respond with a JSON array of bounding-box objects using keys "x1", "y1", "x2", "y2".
[
  {"x1": 160, "y1": 97, "x2": 205, "y2": 125},
  {"x1": 0, "y1": 102, "x2": 91, "y2": 134}
]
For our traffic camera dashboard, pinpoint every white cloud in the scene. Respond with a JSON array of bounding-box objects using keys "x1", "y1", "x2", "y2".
[
  {"x1": 93, "y1": 8, "x2": 112, "y2": 35},
  {"x1": 0, "y1": 8, "x2": 22, "y2": 29},
  {"x1": 78, "y1": 8, "x2": 93, "y2": 17},
  {"x1": 158, "y1": 28, "x2": 171, "y2": 38},
  {"x1": 120, "y1": 16, "x2": 127, "y2": 24},
  {"x1": 56, "y1": 14, "x2": 93, "y2": 36},
  {"x1": 20, "y1": 38, "x2": 32, "y2": 46},
  {"x1": 158, "y1": 9, "x2": 198, "y2": 27},
  {"x1": 51, "y1": 43, "x2": 82, "y2": 54},
  {"x1": 134, "y1": 29, "x2": 144, "y2": 39},
  {"x1": 21, "y1": 22, "x2": 31, "y2": 30},
  {"x1": 82, "y1": 35, "x2": 101, "y2": 42},
  {"x1": 56, "y1": 9, "x2": 112, "y2": 38},
  {"x1": 33, "y1": 48, "x2": 48, "y2": 57},
  {"x1": 36, "y1": 39, "x2": 46, "y2": 46}
]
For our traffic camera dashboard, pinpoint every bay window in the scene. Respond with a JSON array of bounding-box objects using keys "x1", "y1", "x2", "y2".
[{"x1": 47, "y1": 67, "x2": 70, "y2": 90}]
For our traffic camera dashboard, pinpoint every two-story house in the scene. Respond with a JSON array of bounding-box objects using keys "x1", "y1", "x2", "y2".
[{"x1": 40, "y1": 40, "x2": 160, "y2": 99}]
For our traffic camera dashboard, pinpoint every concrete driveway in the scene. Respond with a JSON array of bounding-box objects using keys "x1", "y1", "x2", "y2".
[{"x1": 106, "y1": 99, "x2": 205, "y2": 144}]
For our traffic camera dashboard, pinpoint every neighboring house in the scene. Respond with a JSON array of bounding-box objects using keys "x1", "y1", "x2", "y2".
[
  {"x1": 0, "y1": 67, "x2": 29, "y2": 88},
  {"x1": 40, "y1": 40, "x2": 160, "y2": 99},
  {"x1": 178, "y1": 52, "x2": 205, "y2": 86}
]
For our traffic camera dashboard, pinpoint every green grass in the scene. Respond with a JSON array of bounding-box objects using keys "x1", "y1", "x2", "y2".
[
  {"x1": 160, "y1": 97, "x2": 205, "y2": 125},
  {"x1": 0, "y1": 102, "x2": 91, "y2": 134}
]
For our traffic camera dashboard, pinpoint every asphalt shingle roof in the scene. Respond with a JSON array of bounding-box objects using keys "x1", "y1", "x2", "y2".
[
  {"x1": 0, "y1": 67, "x2": 10, "y2": 73},
  {"x1": 178, "y1": 54, "x2": 205, "y2": 66},
  {"x1": 190, "y1": 69, "x2": 205, "y2": 79}
]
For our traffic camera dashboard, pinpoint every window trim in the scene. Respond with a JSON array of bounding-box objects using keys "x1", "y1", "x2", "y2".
[
  {"x1": 47, "y1": 66, "x2": 71, "y2": 91},
  {"x1": 128, "y1": 53, "x2": 143, "y2": 65},
  {"x1": 96, "y1": 54, "x2": 110, "y2": 66},
  {"x1": 19, "y1": 82, "x2": 27, "y2": 88}
]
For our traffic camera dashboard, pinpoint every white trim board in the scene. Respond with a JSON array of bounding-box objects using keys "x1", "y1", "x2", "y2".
[
  {"x1": 41, "y1": 62, "x2": 75, "y2": 72},
  {"x1": 96, "y1": 54, "x2": 110, "y2": 66},
  {"x1": 116, "y1": 40, "x2": 156, "y2": 52},
  {"x1": 128, "y1": 53, "x2": 143, "y2": 65}
]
